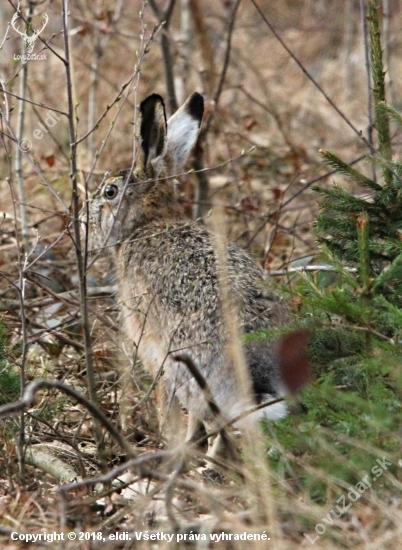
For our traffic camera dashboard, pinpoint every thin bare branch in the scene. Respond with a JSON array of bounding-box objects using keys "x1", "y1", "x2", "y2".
[
  {"x1": 0, "y1": 379, "x2": 134, "y2": 457},
  {"x1": 250, "y1": 0, "x2": 372, "y2": 150}
]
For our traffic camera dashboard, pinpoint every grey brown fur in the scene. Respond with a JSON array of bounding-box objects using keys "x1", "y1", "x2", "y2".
[{"x1": 89, "y1": 93, "x2": 287, "y2": 454}]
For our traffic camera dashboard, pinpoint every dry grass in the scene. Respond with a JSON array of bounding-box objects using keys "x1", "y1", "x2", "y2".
[{"x1": 1, "y1": 0, "x2": 402, "y2": 548}]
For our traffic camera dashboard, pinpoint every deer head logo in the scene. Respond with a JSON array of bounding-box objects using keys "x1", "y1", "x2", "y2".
[{"x1": 11, "y1": 12, "x2": 49, "y2": 54}]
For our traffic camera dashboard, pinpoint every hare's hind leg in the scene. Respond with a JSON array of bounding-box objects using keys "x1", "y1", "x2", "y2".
[
  {"x1": 195, "y1": 429, "x2": 238, "y2": 480},
  {"x1": 155, "y1": 382, "x2": 186, "y2": 444},
  {"x1": 185, "y1": 411, "x2": 206, "y2": 444},
  {"x1": 186, "y1": 415, "x2": 231, "y2": 461}
]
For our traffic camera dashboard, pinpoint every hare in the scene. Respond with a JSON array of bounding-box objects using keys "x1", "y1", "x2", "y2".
[{"x1": 89, "y1": 92, "x2": 294, "y2": 458}]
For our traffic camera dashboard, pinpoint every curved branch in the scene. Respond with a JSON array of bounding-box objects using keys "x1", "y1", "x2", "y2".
[
  {"x1": 250, "y1": 0, "x2": 371, "y2": 150},
  {"x1": 0, "y1": 379, "x2": 134, "y2": 458}
]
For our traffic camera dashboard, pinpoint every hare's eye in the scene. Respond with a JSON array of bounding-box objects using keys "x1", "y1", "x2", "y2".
[{"x1": 104, "y1": 184, "x2": 118, "y2": 200}]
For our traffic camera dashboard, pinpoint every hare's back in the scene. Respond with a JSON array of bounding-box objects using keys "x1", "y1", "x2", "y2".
[{"x1": 124, "y1": 221, "x2": 276, "y2": 335}]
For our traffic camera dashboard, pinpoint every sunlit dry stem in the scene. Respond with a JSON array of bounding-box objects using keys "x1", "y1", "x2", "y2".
[{"x1": 61, "y1": 0, "x2": 103, "y2": 457}]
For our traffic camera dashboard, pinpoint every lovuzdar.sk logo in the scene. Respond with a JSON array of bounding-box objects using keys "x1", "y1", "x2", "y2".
[{"x1": 11, "y1": 11, "x2": 49, "y2": 60}]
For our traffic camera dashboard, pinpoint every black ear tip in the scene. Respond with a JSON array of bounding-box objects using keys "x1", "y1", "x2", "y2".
[
  {"x1": 140, "y1": 93, "x2": 165, "y2": 115},
  {"x1": 188, "y1": 92, "x2": 204, "y2": 121}
]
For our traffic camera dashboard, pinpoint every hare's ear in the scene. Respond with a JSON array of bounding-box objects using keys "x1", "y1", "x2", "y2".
[
  {"x1": 138, "y1": 94, "x2": 167, "y2": 173},
  {"x1": 166, "y1": 93, "x2": 204, "y2": 173}
]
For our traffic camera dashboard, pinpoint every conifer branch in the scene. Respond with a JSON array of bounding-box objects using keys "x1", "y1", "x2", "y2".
[
  {"x1": 319, "y1": 150, "x2": 381, "y2": 190},
  {"x1": 368, "y1": 0, "x2": 392, "y2": 184},
  {"x1": 357, "y1": 212, "x2": 371, "y2": 292},
  {"x1": 372, "y1": 251, "x2": 402, "y2": 292},
  {"x1": 314, "y1": 184, "x2": 376, "y2": 212},
  {"x1": 377, "y1": 101, "x2": 402, "y2": 127}
]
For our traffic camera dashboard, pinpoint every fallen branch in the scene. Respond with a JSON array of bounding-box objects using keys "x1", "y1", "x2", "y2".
[
  {"x1": 25, "y1": 445, "x2": 78, "y2": 482},
  {"x1": 0, "y1": 379, "x2": 134, "y2": 458}
]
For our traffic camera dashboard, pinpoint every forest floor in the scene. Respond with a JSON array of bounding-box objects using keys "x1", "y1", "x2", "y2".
[{"x1": 1, "y1": 1, "x2": 402, "y2": 548}]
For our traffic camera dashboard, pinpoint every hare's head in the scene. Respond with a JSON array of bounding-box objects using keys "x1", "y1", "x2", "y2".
[{"x1": 89, "y1": 92, "x2": 204, "y2": 248}]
